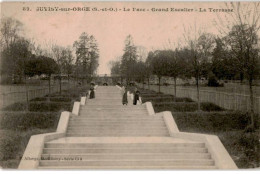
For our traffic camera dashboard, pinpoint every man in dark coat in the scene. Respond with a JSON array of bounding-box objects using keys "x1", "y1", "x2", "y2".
[
  {"x1": 133, "y1": 87, "x2": 140, "y2": 105},
  {"x1": 89, "y1": 84, "x2": 95, "y2": 99}
]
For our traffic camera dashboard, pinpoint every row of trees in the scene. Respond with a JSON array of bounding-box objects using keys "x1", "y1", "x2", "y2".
[
  {"x1": 1, "y1": 17, "x2": 99, "y2": 86},
  {"x1": 110, "y1": 2, "x2": 260, "y2": 129}
]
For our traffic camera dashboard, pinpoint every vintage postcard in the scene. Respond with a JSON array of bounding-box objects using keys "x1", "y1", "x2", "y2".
[{"x1": 0, "y1": 0, "x2": 259, "y2": 170}]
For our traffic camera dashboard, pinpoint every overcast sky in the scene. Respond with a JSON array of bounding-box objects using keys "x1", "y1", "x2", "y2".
[{"x1": 1, "y1": 1, "x2": 240, "y2": 74}]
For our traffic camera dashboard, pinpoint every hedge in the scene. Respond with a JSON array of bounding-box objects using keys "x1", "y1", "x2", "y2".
[
  {"x1": 171, "y1": 111, "x2": 251, "y2": 131},
  {"x1": 0, "y1": 111, "x2": 60, "y2": 130},
  {"x1": 31, "y1": 97, "x2": 72, "y2": 102},
  {"x1": 153, "y1": 102, "x2": 225, "y2": 112},
  {"x1": 142, "y1": 97, "x2": 193, "y2": 103},
  {"x1": 2, "y1": 101, "x2": 72, "y2": 112}
]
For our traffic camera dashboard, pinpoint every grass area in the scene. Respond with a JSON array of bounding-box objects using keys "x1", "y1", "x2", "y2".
[
  {"x1": 0, "y1": 112, "x2": 60, "y2": 130},
  {"x1": 146, "y1": 83, "x2": 260, "y2": 97},
  {"x1": 153, "y1": 102, "x2": 225, "y2": 112},
  {"x1": 0, "y1": 85, "x2": 89, "y2": 169},
  {"x1": 0, "y1": 128, "x2": 55, "y2": 169},
  {"x1": 138, "y1": 87, "x2": 259, "y2": 168},
  {"x1": 2, "y1": 102, "x2": 73, "y2": 112}
]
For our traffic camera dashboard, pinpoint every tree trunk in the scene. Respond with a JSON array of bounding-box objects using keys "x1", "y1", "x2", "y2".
[
  {"x1": 174, "y1": 77, "x2": 177, "y2": 102},
  {"x1": 249, "y1": 78, "x2": 255, "y2": 129},
  {"x1": 196, "y1": 76, "x2": 201, "y2": 111},
  {"x1": 48, "y1": 74, "x2": 51, "y2": 95},
  {"x1": 158, "y1": 76, "x2": 161, "y2": 93},
  {"x1": 68, "y1": 75, "x2": 70, "y2": 90},
  {"x1": 142, "y1": 78, "x2": 144, "y2": 89},
  {"x1": 59, "y1": 75, "x2": 62, "y2": 95},
  {"x1": 25, "y1": 76, "x2": 29, "y2": 111},
  {"x1": 240, "y1": 72, "x2": 244, "y2": 84},
  {"x1": 148, "y1": 77, "x2": 150, "y2": 90}
]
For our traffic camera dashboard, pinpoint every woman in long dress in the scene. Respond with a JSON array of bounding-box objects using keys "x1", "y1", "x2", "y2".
[{"x1": 121, "y1": 86, "x2": 128, "y2": 105}]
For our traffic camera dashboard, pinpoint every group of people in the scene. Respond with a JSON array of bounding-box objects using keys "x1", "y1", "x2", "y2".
[
  {"x1": 88, "y1": 84, "x2": 141, "y2": 106},
  {"x1": 121, "y1": 86, "x2": 141, "y2": 105}
]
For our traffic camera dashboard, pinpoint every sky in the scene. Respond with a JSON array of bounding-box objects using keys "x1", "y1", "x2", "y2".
[{"x1": 1, "y1": 1, "x2": 244, "y2": 74}]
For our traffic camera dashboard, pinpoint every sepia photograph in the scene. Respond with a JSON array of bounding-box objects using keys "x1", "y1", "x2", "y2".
[{"x1": 0, "y1": 0, "x2": 259, "y2": 170}]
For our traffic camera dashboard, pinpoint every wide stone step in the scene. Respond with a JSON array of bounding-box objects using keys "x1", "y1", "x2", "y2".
[
  {"x1": 66, "y1": 129, "x2": 169, "y2": 135},
  {"x1": 95, "y1": 95, "x2": 122, "y2": 98},
  {"x1": 77, "y1": 113, "x2": 149, "y2": 117},
  {"x1": 66, "y1": 133, "x2": 169, "y2": 137},
  {"x1": 86, "y1": 102, "x2": 124, "y2": 105},
  {"x1": 38, "y1": 165, "x2": 217, "y2": 169},
  {"x1": 44, "y1": 143, "x2": 205, "y2": 148},
  {"x1": 70, "y1": 115, "x2": 152, "y2": 119},
  {"x1": 67, "y1": 125, "x2": 166, "y2": 131},
  {"x1": 85, "y1": 101, "x2": 123, "y2": 107},
  {"x1": 66, "y1": 126, "x2": 167, "y2": 130},
  {"x1": 42, "y1": 147, "x2": 207, "y2": 154},
  {"x1": 70, "y1": 117, "x2": 163, "y2": 122},
  {"x1": 41, "y1": 152, "x2": 210, "y2": 160},
  {"x1": 79, "y1": 111, "x2": 148, "y2": 115},
  {"x1": 80, "y1": 108, "x2": 146, "y2": 111},
  {"x1": 68, "y1": 122, "x2": 166, "y2": 126},
  {"x1": 79, "y1": 111, "x2": 148, "y2": 116},
  {"x1": 39, "y1": 159, "x2": 214, "y2": 166}
]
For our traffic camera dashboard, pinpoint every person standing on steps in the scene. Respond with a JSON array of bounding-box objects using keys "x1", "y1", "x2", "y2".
[
  {"x1": 121, "y1": 85, "x2": 128, "y2": 105},
  {"x1": 89, "y1": 84, "x2": 95, "y2": 99},
  {"x1": 133, "y1": 87, "x2": 140, "y2": 105}
]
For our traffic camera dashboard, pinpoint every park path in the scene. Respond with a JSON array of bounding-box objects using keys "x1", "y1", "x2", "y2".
[{"x1": 37, "y1": 86, "x2": 217, "y2": 169}]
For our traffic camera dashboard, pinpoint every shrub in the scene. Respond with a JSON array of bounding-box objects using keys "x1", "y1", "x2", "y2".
[
  {"x1": 201, "y1": 102, "x2": 225, "y2": 111},
  {"x1": 3, "y1": 102, "x2": 72, "y2": 112},
  {"x1": 31, "y1": 97, "x2": 72, "y2": 102},
  {"x1": 153, "y1": 102, "x2": 225, "y2": 112},
  {"x1": 172, "y1": 111, "x2": 251, "y2": 132},
  {"x1": 0, "y1": 111, "x2": 60, "y2": 130},
  {"x1": 142, "y1": 97, "x2": 193, "y2": 103},
  {"x1": 208, "y1": 72, "x2": 220, "y2": 87}
]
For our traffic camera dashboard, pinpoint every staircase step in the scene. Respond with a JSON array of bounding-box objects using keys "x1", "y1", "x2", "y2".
[
  {"x1": 66, "y1": 127, "x2": 168, "y2": 132},
  {"x1": 79, "y1": 109, "x2": 147, "y2": 111},
  {"x1": 39, "y1": 159, "x2": 214, "y2": 166},
  {"x1": 44, "y1": 143, "x2": 205, "y2": 148},
  {"x1": 66, "y1": 130, "x2": 169, "y2": 135},
  {"x1": 69, "y1": 119, "x2": 164, "y2": 123},
  {"x1": 66, "y1": 133, "x2": 169, "y2": 137},
  {"x1": 67, "y1": 125, "x2": 166, "y2": 128},
  {"x1": 77, "y1": 113, "x2": 148, "y2": 117},
  {"x1": 70, "y1": 117, "x2": 162, "y2": 121},
  {"x1": 43, "y1": 147, "x2": 207, "y2": 154},
  {"x1": 38, "y1": 165, "x2": 217, "y2": 169},
  {"x1": 41, "y1": 152, "x2": 210, "y2": 160},
  {"x1": 68, "y1": 122, "x2": 166, "y2": 126},
  {"x1": 70, "y1": 115, "x2": 152, "y2": 119}
]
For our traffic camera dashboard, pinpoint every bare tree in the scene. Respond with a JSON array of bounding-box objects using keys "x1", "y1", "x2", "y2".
[
  {"x1": 183, "y1": 21, "x2": 204, "y2": 111},
  {"x1": 0, "y1": 17, "x2": 23, "y2": 49}
]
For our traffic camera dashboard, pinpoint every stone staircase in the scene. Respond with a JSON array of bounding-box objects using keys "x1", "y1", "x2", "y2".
[
  {"x1": 19, "y1": 86, "x2": 237, "y2": 169},
  {"x1": 38, "y1": 137, "x2": 215, "y2": 169},
  {"x1": 37, "y1": 86, "x2": 217, "y2": 169}
]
